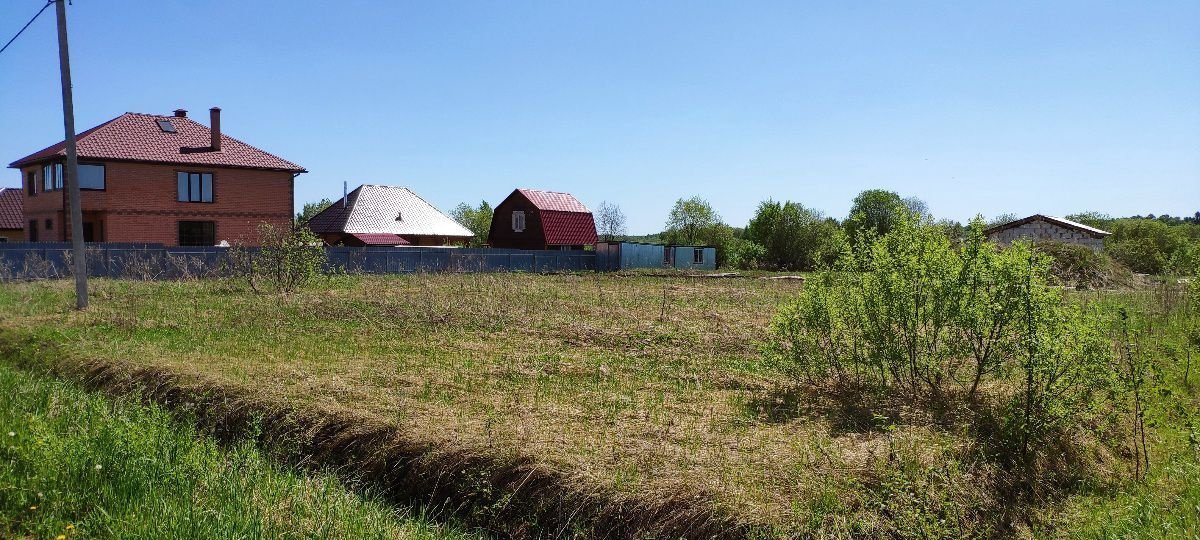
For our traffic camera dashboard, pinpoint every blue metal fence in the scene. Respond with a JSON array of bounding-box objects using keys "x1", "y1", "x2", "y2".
[{"x1": 0, "y1": 243, "x2": 595, "y2": 280}]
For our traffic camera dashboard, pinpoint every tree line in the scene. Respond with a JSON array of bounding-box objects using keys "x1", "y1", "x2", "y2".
[{"x1": 296, "y1": 191, "x2": 1199, "y2": 275}]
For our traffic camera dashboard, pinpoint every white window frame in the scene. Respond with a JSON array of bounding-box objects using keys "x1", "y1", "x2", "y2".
[{"x1": 512, "y1": 210, "x2": 526, "y2": 233}]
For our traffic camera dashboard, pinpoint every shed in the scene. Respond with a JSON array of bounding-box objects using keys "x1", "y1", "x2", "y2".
[
  {"x1": 984, "y1": 214, "x2": 1111, "y2": 252},
  {"x1": 307, "y1": 184, "x2": 473, "y2": 247},
  {"x1": 488, "y1": 188, "x2": 597, "y2": 250},
  {"x1": 595, "y1": 241, "x2": 716, "y2": 271}
]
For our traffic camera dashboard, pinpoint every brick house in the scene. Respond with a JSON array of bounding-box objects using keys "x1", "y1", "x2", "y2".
[
  {"x1": 487, "y1": 188, "x2": 597, "y2": 250},
  {"x1": 984, "y1": 214, "x2": 1111, "y2": 252},
  {"x1": 8, "y1": 108, "x2": 305, "y2": 246},
  {"x1": 0, "y1": 188, "x2": 23, "y2": 242}
]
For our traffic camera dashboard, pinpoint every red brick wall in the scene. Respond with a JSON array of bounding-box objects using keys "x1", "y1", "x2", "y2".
[{"x1": 18, "y1": 160, "x2": 294, "y2": 246}]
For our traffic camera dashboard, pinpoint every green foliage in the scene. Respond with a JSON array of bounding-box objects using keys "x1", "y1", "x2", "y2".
[
  {"x1": 1035, "y1": 240, "x2": 1133, "y2": 289},
  {"x1": 1105, "y1": 218, "x2": 1200, "y2": 275},
  {"x1": 844, "y1": 189, "x2": 907, "y2": 241},
  {"x1": 745, "y1": 200, "x2": 845, "y2": 270},
  {"x1": 232, "y1": 224, "x2": 327, "y2": 293},
  {"x1": 296, "y1": 198, "x2": 334, "y2": 226},
  {"x1": 448, "y1": 201, "x2": 493, "y2": 247},
  {"x1": 0, "y1": 363, "x2": 469, "y2": 540},
  {"x1": 769, "y1": 215, "x2": 1120, "y2": 469},
  {"x1": 1065, "y1": 211, "x2": 1115, "y2": 231},
  {"x1": 725, "y1": 238, "x2": 767, "y2": 270},
  {"x1": 663, "y1": 196, "x2": 736, "y2": 267}
]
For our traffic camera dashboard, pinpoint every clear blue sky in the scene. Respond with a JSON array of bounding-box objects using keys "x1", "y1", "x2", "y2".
[{"x1": 2, "y1": 1, "x2": 1197, "y2": 234}]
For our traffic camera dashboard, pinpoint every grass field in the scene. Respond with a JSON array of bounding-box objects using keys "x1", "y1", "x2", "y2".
[
  {"x1": 0, "y1": 360, "x2": 476, "y2": 539},
  {"x1": 0, "y1": 273, "x2": 1197, "y2": 537}
]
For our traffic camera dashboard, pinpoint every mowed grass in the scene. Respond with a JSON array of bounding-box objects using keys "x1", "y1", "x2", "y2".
[
  {"x1": 0, "y1": 274, "x2": 1197, "y2": 537},
  {"x1": 0, "y1": 361, "x2": 478, "y2": 539}
]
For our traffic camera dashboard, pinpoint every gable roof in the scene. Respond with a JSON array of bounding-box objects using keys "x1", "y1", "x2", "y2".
[
  {"x1": 503, "y1": 188, "x2": 597, "y2": 246},
  {"x1": 8, "y1": 112, "x2": 305, "y2": 172},
  {"x1": 517, "y1": 188, "x2": 592, "y2": 213},
  {"x1": 0, "y1": 188, "x2": 22, "y2": 230},
  {"x1": 984, "y1": 214, "x2": 1111, "y2": 238},
  {"x1": 307, "y1": 184, "x2": 473, "y2": 238}
]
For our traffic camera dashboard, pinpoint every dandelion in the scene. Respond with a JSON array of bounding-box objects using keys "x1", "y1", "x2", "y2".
[
  {"x1": 6, "y1": 432, "x2": 12, "y2": 437},
  {"x1": 29, "y1": 505, "x2": 37, "y2": 511},
  {"x1": 66, "y1": 523, "x2": 75, "y2": 533},
  {"x1": 94, "y1": 464, "x2": 103, "y2": 471},
  {"x1": 57, "y1": 535, "x2": 66, "y2": 540}
]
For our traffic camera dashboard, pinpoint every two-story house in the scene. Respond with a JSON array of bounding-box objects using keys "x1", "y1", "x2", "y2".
[{"x1": 8, "y1": 107, "x2": 305, "y2": 246}]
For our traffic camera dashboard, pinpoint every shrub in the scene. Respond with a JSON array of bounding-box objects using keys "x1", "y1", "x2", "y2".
[
  {"x1": 229, "y1": 223, "x2": 327, "y2": 293},
  {"x1": 768, "y1": 215, "x2": 1120, "y2": 471},
  {"x1": 1035, "y1": 240, "x2": 1133, "y2": 289}
]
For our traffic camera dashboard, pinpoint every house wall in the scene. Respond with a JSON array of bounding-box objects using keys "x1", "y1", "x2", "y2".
[
  {"x1": 672, "y1": 246, "x2": 717, "y2": 270},
  {"x1": 987, "y1": 219, "x2": 1105, "y2": 252},
  {"x1": 488, "y1": 194, "x2": 547, "y2": 249},
  {"x1": 0, "y1": 229, "x2": 22, "y2": 242},
  {"x1": 19, "y1": 160, "x2": 293, "y2": 246}
]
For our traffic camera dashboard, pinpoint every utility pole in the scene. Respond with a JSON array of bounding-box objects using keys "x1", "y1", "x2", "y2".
[{"x1": 55, "y1": 0, "x2": 88, "y2": 309}]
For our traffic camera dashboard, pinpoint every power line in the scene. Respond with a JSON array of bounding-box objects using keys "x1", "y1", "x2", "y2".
[{"x1": 0, "y1": 0, "x2": 54, "y2": 57}]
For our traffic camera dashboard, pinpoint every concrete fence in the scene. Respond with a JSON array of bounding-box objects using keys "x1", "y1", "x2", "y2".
[{"x1": 0, "y1": 243, "x2": 596, "y2": 280}]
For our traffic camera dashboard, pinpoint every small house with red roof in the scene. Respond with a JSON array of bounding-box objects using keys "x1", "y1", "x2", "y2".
[
  {"x1": 487, "y1": 188, "x2": 597, "y2": 250},
  {"x1": 8, "y1": 107, "x2": 304, "y2": 246},
  {"x1": 306, "y1": 184, "x2": 474, "y2": 247},
  {"x1": 0, "y1": 188, "x2": 24, "y2": 242}
]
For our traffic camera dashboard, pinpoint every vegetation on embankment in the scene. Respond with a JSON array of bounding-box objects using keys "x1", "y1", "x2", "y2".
[
  {"x1": 0, "y1": 258, "x2": 1196, "y2": 537},
  {"x1": 0, "y1": 361, "x2": 476, "y2": 540}
]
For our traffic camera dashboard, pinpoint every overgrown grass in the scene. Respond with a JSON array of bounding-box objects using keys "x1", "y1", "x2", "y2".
[
  {"x1": 0, "y1": 361, "x2": 476, "y2": 540},
  {"x1": 0, "y1": 273, "x2": 1195, "y2": 537}
]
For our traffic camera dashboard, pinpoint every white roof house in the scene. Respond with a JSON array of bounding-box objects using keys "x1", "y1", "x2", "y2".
[{"x1": 307, "y1": 184, "x2": 473, "y2": 246}]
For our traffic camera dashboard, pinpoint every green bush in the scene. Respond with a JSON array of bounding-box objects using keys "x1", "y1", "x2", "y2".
[
  {"x1": 230, "y1": 223, "x2": 328, "y2": 293},
  {"x1": 768, "y1": 215, "x2": 1118, "y2": 467}
]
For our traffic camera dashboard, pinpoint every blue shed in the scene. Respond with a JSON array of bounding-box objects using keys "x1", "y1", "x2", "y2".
[{"x1": 594, "y1": 242, "x2": 716, "y2": 271}]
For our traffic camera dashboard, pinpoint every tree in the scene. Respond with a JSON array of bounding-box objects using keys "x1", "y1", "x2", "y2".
[
  {"x1": 844, "y1": 189, "x2": 906, "y2": 242},
  {"x1": 664, "y1": 197, "x2": 720, "y2": 245},
  {"x1": 664, "y1": 197, "x2": 735, "y2": 267},
  {"x1": 903, "y1": 196, "x2": 931, "y2": 220},
  {"x1": 449, "y1": 200, "x2": 493, "y2": 247},
  {"x1": 745, "y1": 199, "x2": 844, "y2": 270},
  {"x1": 595, "y1": 201, "x2": 627, "y2": 241},
  {"x1": 296, "y1": 198, "x2": 334, "y2": 226},
  {"x1": 1065, "y1": 211, "x2": 1115, "y2": 231},
  {"x1": 987, "y1": 213, "x2": 1019, "y2": 228}
]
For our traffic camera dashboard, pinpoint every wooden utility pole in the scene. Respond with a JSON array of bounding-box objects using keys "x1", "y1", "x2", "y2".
[{"x1": 55, "y1": 0, "x2": 88, "y2": 309}]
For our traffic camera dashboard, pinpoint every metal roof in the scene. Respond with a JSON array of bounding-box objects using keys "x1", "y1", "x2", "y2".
[
  {"x1": 346, "y1": 232, "x2": 411, "y2": 246},
  {"x1": 9, "y1": 112, "x2": 305, "y2": 172},
  {"x1": 0, "y1": 188, "x2": 22, "y2": 230},
  {"x1": 984, "y1": 214, "x2": 1112, "y2": 237},
  {"x1": 517, "y1": 188, "x2": 592, "y2": 213},
  {"x1": 307, "y1": 184, "x2": 474, "y2": 238}
]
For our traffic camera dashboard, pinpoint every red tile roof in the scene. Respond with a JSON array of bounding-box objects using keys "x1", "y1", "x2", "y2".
[
  {"x1": 518, "y1": 188, "x2": 591, "y2": 213},
  {"x1": 540, "y1": 210, "x2": 598, "y2": 246},
  {"x1": 347, "y1": 232, "x2": 410, "y2": 246},
  {"x1": 8, "y1": 112, "x2": 305, "y2": 172},
  {"x1": 0, "y1": 188, "x2": 22, "y2": 230}
]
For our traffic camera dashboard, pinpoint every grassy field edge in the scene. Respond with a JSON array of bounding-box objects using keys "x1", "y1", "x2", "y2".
[{"x1": 0, "y1": 325, "x2": 761, "y2": 539}]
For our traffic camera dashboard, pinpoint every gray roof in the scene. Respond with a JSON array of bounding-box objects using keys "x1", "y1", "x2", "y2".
[
  {"x1": 984, "y1": 214, "x2": 1112, "y2": 237},
  {"x1": 307, "y1": 184, "x2": 473, "y2": 238}
]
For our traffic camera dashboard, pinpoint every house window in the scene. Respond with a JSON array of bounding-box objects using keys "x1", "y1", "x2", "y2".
[
  {"x1": 44, "y1": 219, "x2": 53, "y2": 231},
  {"x1": 177, "y1": 172, "x2": 214, "y2": 203},
  {"x1": 26, "y1": 171, "x2": 36, "y2": 196},
  {"x1": 78, "y1": 163, "x2": 106, "y2": 190},
  {"x1": 178, "y1": 221, "x2": 216, "y2": 246},
  {"x1": 693, "y1": 248, "x2": 705, "y2": 264},
  {"x1": 28, "y1": 220, "x2": 38, "y2": 242},
  {"x1": 511, "y1": 210, "x2": 525, "y2": 233},
  {"x1": 42, "y1": 163, "x2": 63, "y2": 191}
]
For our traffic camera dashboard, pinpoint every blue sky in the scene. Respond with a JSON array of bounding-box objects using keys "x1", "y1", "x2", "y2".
[{"x1": 1, "y1": 1, "x2": 1197, "y2": 234}]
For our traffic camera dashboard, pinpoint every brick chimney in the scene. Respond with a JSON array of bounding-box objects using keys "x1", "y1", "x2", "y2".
[
  {"x1": 173, "y1": 109, "x2": 187, "y2": 118},
  {"x1": 209, "y1": 107, "x2": 221, "y2": 151}
]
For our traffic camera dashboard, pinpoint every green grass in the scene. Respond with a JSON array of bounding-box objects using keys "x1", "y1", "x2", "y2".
[
  {"x1": 0, "y1": 361, "x2": 477, "y2": 540},
  {"x1": 0, "y1": 274, "x2": 1197, "y2": 537}
]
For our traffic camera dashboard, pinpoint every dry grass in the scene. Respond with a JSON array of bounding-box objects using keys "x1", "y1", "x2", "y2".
[{"x1": 0, "y1": 273, "x2": 1117, "y2": 536}]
